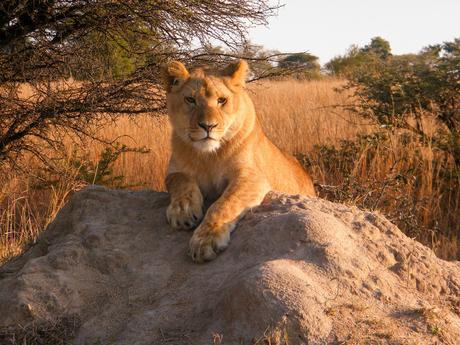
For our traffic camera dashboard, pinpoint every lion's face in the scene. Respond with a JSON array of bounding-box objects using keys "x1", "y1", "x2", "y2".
[{"x1": 164, "y1": 60, "x2": 249, "y2": 153}]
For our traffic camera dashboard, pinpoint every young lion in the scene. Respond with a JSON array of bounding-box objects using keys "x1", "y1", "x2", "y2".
[{"x1": 163, "y1": 60, "x2": 315, "y2": 263}]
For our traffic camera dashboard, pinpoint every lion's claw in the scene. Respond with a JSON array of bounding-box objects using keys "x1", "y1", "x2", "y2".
[
  {"x1": 167, "y1": 192, "x2": 203, "y2": 230},
  {"x1": 189, "y1": 225, "x2": 230, "y2": 263}
]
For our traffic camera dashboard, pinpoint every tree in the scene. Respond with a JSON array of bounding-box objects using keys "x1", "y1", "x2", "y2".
[
  {"x1": 0, "y1": 0, "x2": 278, "y2": 167},
  {"x1": 278, "y1": 53, "x2": 320, "y2": 79},
  {"x1": 361, "y1": 36, "x2": 392, "y2": 59},
  {"x1": 325, "y1": 37, "x2": 392, "y2": 77}
]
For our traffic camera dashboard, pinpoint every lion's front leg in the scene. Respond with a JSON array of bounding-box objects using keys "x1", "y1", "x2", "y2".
[
  {"x1": 166, "y1": 172, "x2": 203, "y2": 230},
  {"x1": 189, "y1": 175, "x2": 269, "y2": 262}
]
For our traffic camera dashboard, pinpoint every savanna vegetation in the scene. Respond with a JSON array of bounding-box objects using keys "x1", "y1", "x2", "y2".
[{"x1": 1, "y1": 1, "x2": 459, "y2": 262}]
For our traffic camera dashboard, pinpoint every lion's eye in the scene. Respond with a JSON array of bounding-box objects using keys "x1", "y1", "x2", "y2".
[
  {"x1": 217, "y1": 97, "x2": 227, "y2": 105},
  {"x1": 185, "y1": 96, "x2": 196, "y2": 104}
]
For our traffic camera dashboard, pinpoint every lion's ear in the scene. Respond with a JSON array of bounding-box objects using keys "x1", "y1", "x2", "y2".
[
  {"x1": 161, "y1": 61, "x2": 190, "y2": 92},
  {"x1": 223, "y1": 59, "x2": 249, "y2": 88}
]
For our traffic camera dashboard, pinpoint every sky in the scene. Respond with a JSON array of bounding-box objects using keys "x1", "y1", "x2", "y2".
[{"x1": 249, "y1": 0, "x2": 460, "y2": 64}]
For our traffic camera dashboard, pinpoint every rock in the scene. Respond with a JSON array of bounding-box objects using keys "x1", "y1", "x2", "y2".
[{"x1": 1, "y1": 186, "x2": 460, "y2": 344}]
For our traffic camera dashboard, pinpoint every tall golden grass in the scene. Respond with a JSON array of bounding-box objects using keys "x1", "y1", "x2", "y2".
[{"x1": 1, "y1": 79, "x2": 458, "y2": 262}]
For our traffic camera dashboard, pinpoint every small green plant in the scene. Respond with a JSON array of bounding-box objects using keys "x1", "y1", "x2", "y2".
[{"x1": 70, "y1": 144, "x2": 149, "y2": 188}]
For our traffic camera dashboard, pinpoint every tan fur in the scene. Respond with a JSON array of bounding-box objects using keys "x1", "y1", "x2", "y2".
[{"x1": 163, "y1": 60, "x2": 316, "y2": 263}]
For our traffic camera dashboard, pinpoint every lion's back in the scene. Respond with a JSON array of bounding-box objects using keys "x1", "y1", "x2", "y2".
[{"x1": 251, "y1": 132, "x2": 316, "y2": 197}]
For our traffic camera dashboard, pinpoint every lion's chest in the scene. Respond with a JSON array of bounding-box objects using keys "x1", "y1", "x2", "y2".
[
  {"x1": 196, "y1": 169, "x2": 228, "y2": 202},
  {"x1": 174, "y1": 150, "x2": 231, "y2": 202}
]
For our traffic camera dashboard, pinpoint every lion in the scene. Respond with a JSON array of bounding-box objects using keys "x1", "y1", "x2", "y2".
[{"x1": 162, "y1": 59, "x2": 315, "y2": 263}]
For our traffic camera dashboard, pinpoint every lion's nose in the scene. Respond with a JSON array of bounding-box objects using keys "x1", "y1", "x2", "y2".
[{"x1": 198, "y1": 122, "x2": 218, "y2": 132}]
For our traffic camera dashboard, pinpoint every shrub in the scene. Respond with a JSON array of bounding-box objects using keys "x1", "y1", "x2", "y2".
[
  {"x1": 69, "y1": 144, "x2": 149, "y2": 188},
  {"x1": 324, "y1": 37, "x2": 391, "y2": 77},
  {"x1": 317, "y1": 38, "x2": 460, "y2": 259},
  {"x1": 345, "y1": 38, "x2": 460, "y2": 166},
  {"x1": 298, "y1": 130, "x2": 459, "y2": 259}
]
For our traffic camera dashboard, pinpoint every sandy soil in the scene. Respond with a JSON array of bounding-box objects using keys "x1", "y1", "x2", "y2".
[{"x1": 1, "y1": 186, "x2": 459, "y2": 344}]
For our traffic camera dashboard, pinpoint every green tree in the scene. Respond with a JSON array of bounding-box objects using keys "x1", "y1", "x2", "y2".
[
  {"x1": 75, "y1": 30, "x2": 151, "y2": 79},
  {"x1": 278, "y1": 53, "x2": 321, "y2": 79},
  {"x1": 325, "y1": 37, "x2": 392, "y2": 77},
  {"x1": 325, "y1": 45, "x2": 369, "y2": 77},
  {"x1": 361, "y1": 36, "x2": 392, "y2": 59}
]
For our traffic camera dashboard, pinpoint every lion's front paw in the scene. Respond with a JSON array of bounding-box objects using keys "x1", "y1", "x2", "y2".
[
  {"x1": 189, "y1": 224, "x2": 231, "y2": 263},
  {"x1": 167, "y1": 192, "x2": 203, "y2": 230}
]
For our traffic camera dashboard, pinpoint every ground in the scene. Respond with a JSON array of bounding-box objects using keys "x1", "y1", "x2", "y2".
[{"x1": 1, "y1": 186, "x2": 459, "y2": 344}]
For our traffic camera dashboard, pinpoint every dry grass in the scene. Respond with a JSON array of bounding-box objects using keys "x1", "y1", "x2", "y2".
[
  {"x1": 0, "y1": 166, "x2": 85, "y2": 260},
  {"x1": 0, "y1": 314, "x2": 80, "y2": 345},
  {"x1": 87, "y1": 114, "x2": 171, "y2": 191},
  {"x1": 251, "y1": 79, "x2": 369, "y2": 151},
  {"x1": 1, "y1": 78, "x2": 458, "y2": 263},
  {"x1": 84, "y1": 79, "x2": 359, "y2": 190}
]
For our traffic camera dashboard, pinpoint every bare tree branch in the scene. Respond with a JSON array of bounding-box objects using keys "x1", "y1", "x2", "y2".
[{"x1": 0, "y1": 0, "x2": 282, "y2": 167}]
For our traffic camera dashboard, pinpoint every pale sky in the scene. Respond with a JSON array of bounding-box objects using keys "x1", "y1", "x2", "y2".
[{"x1": 249, "y1": 0, "x2": 460, "y2": 64}]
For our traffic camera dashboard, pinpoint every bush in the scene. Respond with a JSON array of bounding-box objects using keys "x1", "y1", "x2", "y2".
[
  {"x1": 69, "y1": 144, "x2": 149, "y2": 188},
  {"x1": 325, "y1": 37, "x2": 391, "y2": 77},
  {"x1": 316, "y1": 38, "x2": 460, "y2": 259},
  {"x1": 345, "y1": 38, "x2": 460, "y2": 166},
  {"x1": 298, "y1": 130, "x2": 459, "y2": 259}
]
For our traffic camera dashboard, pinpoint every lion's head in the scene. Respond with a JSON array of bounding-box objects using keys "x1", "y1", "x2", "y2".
[{"x1": 162, "y1": 60, "x2": 254, "y2": 153}]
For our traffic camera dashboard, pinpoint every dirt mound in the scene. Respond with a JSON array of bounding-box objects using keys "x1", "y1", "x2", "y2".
[{"x1": 1, "y1": 186, "x2": 460, "y2": 344}]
